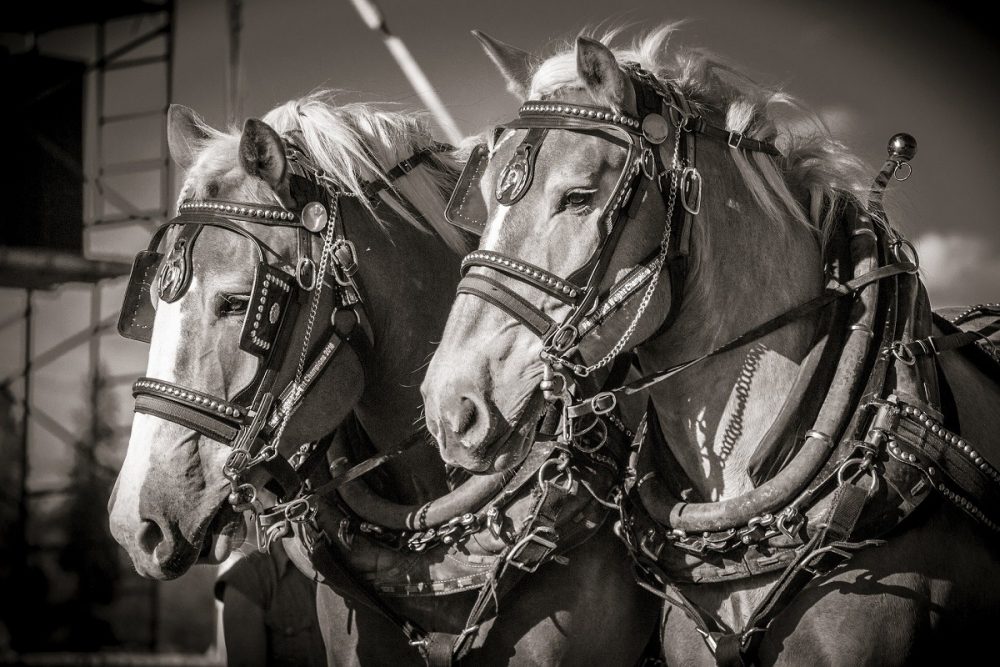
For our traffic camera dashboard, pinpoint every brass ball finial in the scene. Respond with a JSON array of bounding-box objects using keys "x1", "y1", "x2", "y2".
[{"x1": 888, "y1": 133, "x2": 917, "y2": 162}]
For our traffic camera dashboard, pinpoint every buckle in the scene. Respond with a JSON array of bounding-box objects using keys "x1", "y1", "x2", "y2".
[
  {"x1": 591, "y1": 391, "x2": 618, "y2": 416},
  {"x1": 800, "y1": 544, "x2": 853, "y2": 576},
  {"x1": 332, "y1": 239, "x2": 359, "y2": 284},
  {"x1": 545, "y1": 323, "x2": 579, "y2": 354},
  {"x1": 296, "y1": 257, "x2": 317, "y2": 291},
  {"x1": 507, "y1": 526, "x2": 559, "y2": 572},
  {"x1": 398, "y1": 157, "x2": 414, "y2": 174},
  {"x1": 727, "y1": 131, "x2": 744, "y2": 150}
]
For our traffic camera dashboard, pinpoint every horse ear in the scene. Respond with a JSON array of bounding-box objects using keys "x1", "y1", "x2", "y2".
[
  {"x1": 575, "y1": 36, "x2": 630, "y2": 109},
  {"x1": 473, "y1": 30, "x2": 532, "y2": 99},
  {"x1": 239, "y1": 118, "x2": 290, "y2": 198},
  {"x1": 167, "y1": 104, "x2": 211, "y2": 170}
]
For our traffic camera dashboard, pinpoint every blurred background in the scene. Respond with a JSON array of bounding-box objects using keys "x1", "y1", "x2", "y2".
[{"x1": 0, "y1": 0, "x2": 996, "y2": 663}]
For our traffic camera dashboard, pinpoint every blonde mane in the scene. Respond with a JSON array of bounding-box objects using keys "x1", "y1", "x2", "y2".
[
  {"x1": 180, "y1": 90, "x2": 468, "y2": 254},
  {"x1": 528, "y1": 24, "x2": 873, "y2": 244}
]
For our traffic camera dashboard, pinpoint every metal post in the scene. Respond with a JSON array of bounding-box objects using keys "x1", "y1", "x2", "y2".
[
  {"x1": 347, "y1": 0, "x2": 464, "y2": 145},
  {"x1": 16, "y1": 291, "x2": 33, "y2": 576}
]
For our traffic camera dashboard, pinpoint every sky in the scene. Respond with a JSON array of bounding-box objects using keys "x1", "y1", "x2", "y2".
[{"x1": 2, "y1": 0, "x2": 999, "y2": 489}]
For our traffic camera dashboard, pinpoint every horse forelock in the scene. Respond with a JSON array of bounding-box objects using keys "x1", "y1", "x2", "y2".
[
  {"x1": 176, "y1": 91, "x2": 470, "y2": 255},
  {"x1": 528, "y1": 22, "x2": 872, "y2": 249}
]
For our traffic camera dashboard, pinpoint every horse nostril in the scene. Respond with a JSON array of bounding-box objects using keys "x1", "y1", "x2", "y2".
[
  {"x1": 457, "y1": 397, "x2": 477, "y2": 435},
  {"x1": 444, "y1": 395, "x2": 479, "y2": 443},
  {"x1": 137, "y1": 519, "x2": 164, "y2": 556}
]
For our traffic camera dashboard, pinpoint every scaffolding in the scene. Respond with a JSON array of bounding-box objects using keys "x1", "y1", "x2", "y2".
[{"x1": 0, "y1": 0, "x2": 220, "y2": 657}]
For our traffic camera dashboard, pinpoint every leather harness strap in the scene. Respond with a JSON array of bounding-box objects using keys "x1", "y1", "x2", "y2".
[{"x1": 122, "y1": 144, "x2": 452, "y2": 506}]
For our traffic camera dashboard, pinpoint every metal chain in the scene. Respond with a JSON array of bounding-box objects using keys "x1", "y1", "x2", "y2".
[
  {"x1": 268, "y1": 200, "x2": 340, "y2": 450},
  {"x1": 571, "y1": 125, "x2": 683, "y2": 376},
  {"x1": 296, "y1": 201, "x2": 339, "y2": 381}
]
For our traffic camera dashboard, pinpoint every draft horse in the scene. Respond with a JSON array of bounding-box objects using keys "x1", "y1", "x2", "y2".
[
  {"x1": 422, "y1": 26, "x2": 1000, "y2": 665},
  {"x1": 108, "y1": 92, "x2": 655, "y2": 665}
]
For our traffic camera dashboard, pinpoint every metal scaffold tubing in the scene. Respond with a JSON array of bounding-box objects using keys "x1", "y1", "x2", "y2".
[
  {"x1": 0, "y1": 312, "x2": 120, "y2": 387},
  {"x1": 348, "y1": 0, "x2": 464, "y2": 145}
]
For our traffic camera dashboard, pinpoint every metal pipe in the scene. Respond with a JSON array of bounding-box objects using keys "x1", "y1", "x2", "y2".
[{"x1": 347, "y1": 0, "x2": 464, "y2": 145}]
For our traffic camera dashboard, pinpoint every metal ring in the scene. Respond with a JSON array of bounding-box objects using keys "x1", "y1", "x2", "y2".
[
  {"x1": 591, "y1": 391, "x2": 618, "y2": 416},
  {"x1": 546, "y1": 323, "x2": 579, "y2": 354},
  {"x1": 296, "y1": 257, "x2": 317, "y2": 291},
  {"x1": 574, "y1": 417, "x2": 608, "y2": 454},
  {"x1": 891, "y1": 341, "x2": 916, "y2": 366},
  {"x1": 537, "y1": 457, "x2": 574, "y2": 492},
  {"x1": 283, "y1": 497, "x2": 313, "y2": 522},
  {"x1": 680, "y1": 166, "x2": 702, "y2": 215},
  {"x1": 893, "y1": 161, "x2": 912, "y2": 181},
  {"x1": 640, "y1": 148, "x2": 657, "y2": 180},
  {"x1": 224, "y1": 449, "x2": 252, "y2": 477}
]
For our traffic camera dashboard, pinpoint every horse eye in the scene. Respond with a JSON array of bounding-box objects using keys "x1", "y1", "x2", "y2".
[
  {"x1": 218, "y1": 294, "x2": 250, "y2": 317},
  {"x1": 561, "y1": 189, "x2": 596, "y2": 212}
]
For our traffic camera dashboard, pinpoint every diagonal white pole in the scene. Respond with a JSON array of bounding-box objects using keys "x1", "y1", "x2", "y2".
[{"x1": 347, "y1": 0, "x2": 465, "y2": 145}]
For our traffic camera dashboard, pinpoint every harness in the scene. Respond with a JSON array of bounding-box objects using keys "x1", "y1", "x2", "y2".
[
  {"x1": 442, "y1": 63, "x2": 1000, "y2": 665},
  {"x1": 118, "y1": 141, "x2": 442, "y2": 516},
  {"x1": 445, "y1": 64, "x2": 783, "y2": 438},
  {"x1": 119, "y1": 136, "x2": 635, "y2": 666}
]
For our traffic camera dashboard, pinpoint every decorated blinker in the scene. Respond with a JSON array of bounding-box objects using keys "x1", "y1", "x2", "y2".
[
  {"x1": 301, "y1": 201, "x2": 328, "y2": 232},
  {"x1": 156, "y1": 228, "x2": 200, "y2": 303},
  {"x1": 496, "y1": 144, "x2": 533, "y2": 205}
]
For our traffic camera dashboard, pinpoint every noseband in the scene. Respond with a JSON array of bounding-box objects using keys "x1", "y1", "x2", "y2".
[{"x1": 119, "y1": 141, "x2": 448, "y2": 511}]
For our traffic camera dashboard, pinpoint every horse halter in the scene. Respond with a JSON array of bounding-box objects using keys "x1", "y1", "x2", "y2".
[
  {"x1": 445, "y1": 65, "x2": 781, "y2": 417},
  {"x1": 118, "y1": 140, "x2": 445, "y2": 510}
]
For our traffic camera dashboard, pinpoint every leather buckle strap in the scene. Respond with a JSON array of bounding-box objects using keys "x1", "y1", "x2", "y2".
[{"x1": 506, "y1": 525, "x2": 559, "y2": 572}]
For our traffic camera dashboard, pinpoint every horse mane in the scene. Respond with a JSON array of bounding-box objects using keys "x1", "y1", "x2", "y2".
[
  {"x1": 263, "y1": 90, "x2": 469, "y2": 253},
  {"x1": 528, "y1": 24, "x2": 873, "y2": 246},
  {"x1": 178, "y1": 90, "x2": 468, "y2": 254}
]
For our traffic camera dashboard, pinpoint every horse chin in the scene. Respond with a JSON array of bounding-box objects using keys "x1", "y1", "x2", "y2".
[{"x1": 197, "y1": 505, "x2": 247, "y2": 565}]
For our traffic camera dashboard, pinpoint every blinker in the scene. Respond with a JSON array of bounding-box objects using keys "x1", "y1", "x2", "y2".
[
  {"x1": 157, "y1": 226, "x2": 202, "y2": 303},
  {"x1": 301, "y1": 201, "x2": 328, "y2": 232},
  {"x1": 496, "y1": 128, "x2": 547, "y2": 207},
  {"x1": 496, "y1": 144, "x2": 532, "y2": 205},
  {"x1": 445, "y1": 142, "x2": 490, "y2": 235}
]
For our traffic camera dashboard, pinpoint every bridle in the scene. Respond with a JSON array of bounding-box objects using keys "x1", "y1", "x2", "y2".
[
  {"x1": 445, "y1": 64, "x2": 782, "y2": 432},
  {"x1": 118, "y1": 139, "x2": 450, "y2": 515}
]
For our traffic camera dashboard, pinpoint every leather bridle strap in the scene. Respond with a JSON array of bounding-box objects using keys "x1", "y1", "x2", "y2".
[
  {"x1": 457, "y1": 273, "x2": 556, "y2": 338},
  {"x1": 362, "y1": 142, "x2": 455, "y2": 198},
  {"x1": 622, "y1": 261, "x2": 917, "y2": 391},
  {"x1": 567, "y1": 260, "x2": 919, "y2": 422},
  {"x1": 133, "y1": 378, "x2": 244, "y2": 442},
  {"x1": 461, "y1": 250, "x2": 583, "y2": 303}
]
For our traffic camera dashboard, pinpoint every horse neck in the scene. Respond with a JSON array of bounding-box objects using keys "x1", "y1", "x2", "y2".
[
  {"x1": 347, "y1": 199, "x2": 464, "y2": 500},
  {"x1": 639, "y1": 144, "x2": 824, "y2": 501}
]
